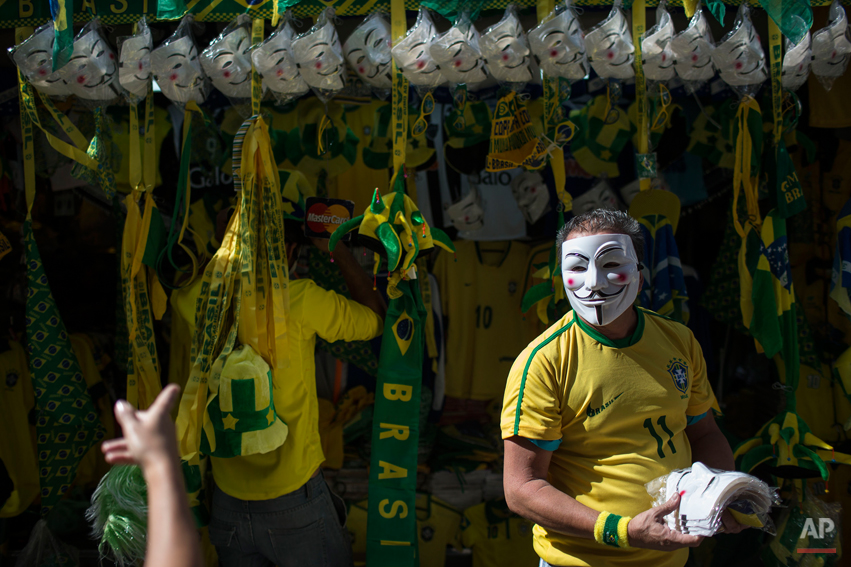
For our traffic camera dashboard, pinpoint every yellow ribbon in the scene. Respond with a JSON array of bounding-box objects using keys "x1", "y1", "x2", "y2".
[
  {"x1": 252, "y1": 17, "x2": 264, "y2": 117},
  {"x1": 732, "y1": 97, "x2": 762, "y2": 238},
  {"x1": 17, "y1": 27, "x2": 36, "y2": 216},
  {"x1": 317, "y1": 113, "x2": 331, "y2": 156},
  {"x1": 143, "y1": 87, "x2": 156, "y2": 192},
  {"x1": 768, "y1": 18, "x2": 782, "y2": 145},
  {"x1": 633, "y1": 0, "x2": 651, "y2": 191},
  {"x1": 391, "y1": 0, "x2": 409, "y2": 183}
]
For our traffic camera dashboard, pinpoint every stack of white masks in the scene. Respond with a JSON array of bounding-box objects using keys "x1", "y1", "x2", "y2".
[
  {"x1": 647, "y1": 462, "x2": 777, "y2": 536},
  {"x1": 812, "y1": 0, "x2": 851, "y2": 91},
  {"x1": 251, "y1": 17, "x2": 310, "y2": 104},
  {"x1": 528, "y1": 0, "x2": 588, "y2": 81}
]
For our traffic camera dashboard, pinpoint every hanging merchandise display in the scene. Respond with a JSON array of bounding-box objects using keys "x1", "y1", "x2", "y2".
[
  {"x1": 585, "y1": 0, "x2": 635, "y2": 80},
  {"x1": 528, "y1": 0, "x2": 589, "y2": 82},
  {"x1": 637, "y1": 214, "x2": 689, "y2": 323},
  {"x1": 430, "y1": 13, "x2": 490, "y2": 87},
  {"x1": 118, "y1": 18, "x2": 153, "y2": 103},
  {"x1": 292, "y1": 7, "x2": 346, "y2": 102},
  {"x1": 251, "y1": 14, "x2": 310, "y2": 105},
  {"x1": 9, "y1": 23, "x2": 71, "y2": 98},
  {"x1": 642, "y1": 0, "x2": 676, "y2": 84},
  {"x1": 151, "y1": 15, "x2": 209, "y2": 106},
  {"x1": 480, "y1": 5, "x2": 534, "y2": 87},
  {"x1": 344, "y1": 13, "x2": 394, "y2": 92},
  {"x1": 711, "y1": 4, "x2": 768, "y2": 97},
  {"x1": 781, "y1": 32, "x2": 812, "y2": 92},
  {"x1": 391, "y1": 8, "x2": 444, "y2": 90},
  {"x1": 671, "y1": 5, "x2": 716, "y2": 90},
  {"x1": 200, "y1": 15, "x2": 254, "y2": 104},
  {"x1": 811, "y1": 0, "x2": 851, "y2": 91},
  {"x1": 56, "y1": 19, "x2": 121, "y2": 106},
  {"x1": 510, "y1": 170, "x2": 550, "y2": 225},
  {"x1": 446, "y1": 186, "x2": 485, "y2": 232}
]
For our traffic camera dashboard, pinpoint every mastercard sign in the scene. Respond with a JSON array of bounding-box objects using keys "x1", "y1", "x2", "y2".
[{"x1": 304, "y1": 197, "x2": 355, "y2": 240}]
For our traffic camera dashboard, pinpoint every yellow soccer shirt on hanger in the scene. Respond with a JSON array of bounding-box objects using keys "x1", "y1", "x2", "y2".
[
  {"x1": 500, "y1": 308, "x2": 716, "y2": 567},
  {"x1": 461, "y1": 499, "x2": 538, "y2": 567},
  {"x1": 432, "y1": 240, "x2": 538, "y2": 401}
]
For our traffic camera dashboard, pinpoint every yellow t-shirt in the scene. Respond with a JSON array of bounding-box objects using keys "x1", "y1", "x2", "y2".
[
  {"x1": 432, "y1": 241, "x2": 539, "y2": 400},
  {"x1": 500, "y1": 308, "x2": 716, "y2": 567},
  {"x1": 211, "y1": 278, "x2": 382, "y2": 500},
  {"x1": 461, "y1": 499, "x2": 538, "y2": 567}
]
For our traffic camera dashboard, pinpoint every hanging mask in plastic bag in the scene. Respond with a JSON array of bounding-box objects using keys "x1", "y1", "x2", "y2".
[
  {"x1": 200, "y1": 16, "x2": 253, "y2": 101},
  {"x1": 344, "y1": 13, "x2": 393, "y2": 91},
  {"x1": 671, "y1": 7, "x2": 715, "y2": 86},
  {"x1": 430, "y1": 14, "x2": 489, "y2": 87},
  {"x1": 585, "y1": 2, "x2": 635, "y2": 80},
  {"x1": 481, "y1": 5, "x2": 533, "y2": 85},
  {"x1": 9, "y1": 24, "x2": 70, "y2": 98},
  {"x1": 118, "y1": 18, "x2": 152, "y2": 102},
  {"x1": 782, "y1": 33, "x2": 811, "y2": 92},
  {"x1": 391, "y1": 9, "x2": 443, "y2": 90},
  {"x1": 252, "y1": 18, "x2": 309, "y2": 104},
  {"x1": 511, "y1": 171, "x2": 550, "y2": 224},
  {"x1": 528, "y1": 0, "x2": 588, "y2": 81},
  {"x1": 446, "y1": 186, "x2": 484, "y2": 232},
  {"x1": 57, "y1": 20, "x2": 121, "y2": 104},
  {"x1": 711, "y1": 4, "x2": 768, "y2": 93},
  {"x1": 292, "y1": 7, "x2": 346, "y2": 101},
  {"x1": 642, "y1": 1, "x2": 675, "y2": 82},
  {"x1": 151, "y1": 16, "x2": 208, "y2": 105},
  {"x1": 812, "y1": 0, "x2": 851, "y2": 90}
]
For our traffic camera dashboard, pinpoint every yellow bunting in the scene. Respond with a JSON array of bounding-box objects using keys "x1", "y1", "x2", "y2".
[
  {"x1": 769, "y1": 18, "x2": 782, "y2": 145},
  {"x1": 251, "y1": 17, "x2": 264, "y2": 117},
  {"x1": 633, "y1": 0, "x2": 650, "y2": 191},
  {"x1": 391, "y1": 0, "x2": 409, "y2": 183}
]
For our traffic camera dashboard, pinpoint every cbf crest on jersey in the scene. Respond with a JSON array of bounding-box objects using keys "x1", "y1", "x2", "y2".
[{"x1": 668, "y1": 357, "x2": 689, "y2": 394}]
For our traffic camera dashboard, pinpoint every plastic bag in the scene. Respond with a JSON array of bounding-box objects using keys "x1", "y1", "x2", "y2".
[
  {"x1": 344, "y1": 12, "x2": 393, "y2": 92},
  {"x1": 645, "y1": 462, "x2": 779, "y2": 536},
  {"x1": 251, "y1": 14, "x2": 310, "y2": 105},
  {"x1": 480, "y1": 4, "x2": 533, "y2": 87},
  {"x1": 56, "y1": 18, "x2": 122, "y2": 106},
  {"x1": 782, "y1": 32, "x2": 811, "y2": 92},
  {"x1": 200, "y1": 14, "x2": 253, "y2": 103},
  {"x1": 151, "y1": 15, "x2": 209, "y2": 106},
  {"x1": 811, "y1": 0, "x2": 851, "y2": 92},
  {"x1": 642, "y1": 0, "x2": 675, "y2": 83},
  {"x1": 711, "y1": 3, "x2": 768, "y2": 97},
  {"x1": 9, "y1": 23, "x2": 71, "y2": 98},
  {"x1": 430, "y1": 12, "x2": 489, "y2": 87},
  {"x1": 672, "y1": 6, "x2": 715, "y2": 91},
  {"x1": 585, "y1": 0, "x2": 634, "y2": 80},
  {"x1": 14, "y1": 519, "x2": 80, "y2": 567},
  {"x1": 118, "y1": 17, "x2": 153, "y2": 103},
  {"x1": 391, "y1": 8, "x2": 444, "y2": 90},
  {"x1": 292, "y1": 7, "x2": 346, "y2": 102},
  {"x1": 528, "y1": 0, "x2": 588, "y2": 81}
]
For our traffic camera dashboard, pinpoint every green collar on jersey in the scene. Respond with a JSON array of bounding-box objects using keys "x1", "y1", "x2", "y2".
[{"x1": 574, "y1": 307, "x2": 645, "y2": 349}]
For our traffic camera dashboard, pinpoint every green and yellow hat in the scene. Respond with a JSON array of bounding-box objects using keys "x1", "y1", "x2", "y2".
[
  {"x1": 362, "y1": 102, "x2": 435, "y2": 171},
  {"x1": 200, "y1": 344, "x2": 288, "y2": 459},
  {"x1": 284, "y1": 98, "x2": 360, "y2": 181},
  {"x1": 569, "y1": 95, "x2": 635, "y2": 178}
]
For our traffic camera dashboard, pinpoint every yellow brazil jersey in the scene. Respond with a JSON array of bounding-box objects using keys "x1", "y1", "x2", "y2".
[
  {"x1": 211, "y1": 278, "x2": 382, "y2": 500},
  {"x1": 348, "y1": 494, "x2": 462, "y2": 567},
  {"x1": 500, "y1": 308, "x2": 716, "y2": 567},
  {"x1": 461, "y1": 499, "x2": 538, "y2": 567},
  {"x1": 0, "y1": 340, "x2": 38, "y2": 518},
  {"x1": 432, "y1": 241, "x2": 539, "y2": 401}
]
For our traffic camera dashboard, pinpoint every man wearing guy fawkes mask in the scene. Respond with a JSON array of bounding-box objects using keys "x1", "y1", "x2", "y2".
[{"x1": 500, "y1": 209, "x2": 746, "y2": 567}]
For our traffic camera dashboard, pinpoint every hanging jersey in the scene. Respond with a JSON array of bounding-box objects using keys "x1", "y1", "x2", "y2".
[
  {"x1": 460, "y1": 499, "x2": 538, "y2": 567},
  {"x1": 0, "y1": 340, "x2": 38, "y2": 518},
  {"x1": 501, "y1": 308, "x2": 716, "y2": 567},
  {"x1": 432, "y1": 241, "x2": 539, "y2": 400}
]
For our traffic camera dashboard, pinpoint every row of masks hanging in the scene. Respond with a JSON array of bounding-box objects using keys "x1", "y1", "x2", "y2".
[{"x1": 9, "y1": 0, "x2": 851, "y2": 108}]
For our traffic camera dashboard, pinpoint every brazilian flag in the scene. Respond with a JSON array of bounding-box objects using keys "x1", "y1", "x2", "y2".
[
  {"x1": 48, "y1": 0, "x2": 72, "y2": 71},
  {"x1": 637, "y1": 214, "x2": 689, "y2": 324},
  {"x1": 830, "y1": 197, "x2": 851, "y2": 317}
]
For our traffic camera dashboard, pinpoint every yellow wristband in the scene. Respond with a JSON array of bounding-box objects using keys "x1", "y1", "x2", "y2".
[
  {"x1": 617, "y1": 516, "x2": 631, "y2": 548},
  {"x1": 593, "y1": 511, "x2": 610, "y2": 545},
  {"x1": 593, "y1": 511, "x2": 632, "y2": 548}
]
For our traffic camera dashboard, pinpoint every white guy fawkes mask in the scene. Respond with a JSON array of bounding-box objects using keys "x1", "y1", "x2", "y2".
[
  {"x1": 10, "y1": 24, "x2": 70, "y2": 97},
  {"x1": 391, "y1": 9, "x2": 444, "y2": 89},
  {"x1": 585, "y1": 4, "x2": 635, "y2": 80},
  {"x1": 511, "y1": 171, "x2": 549, "y2": 224},
  {"x1": 711, "y1": 4, "x2": 768, "y2": 87},
  {"x1": 58, "y1": 28, "x2": 120, "y2": 102},
  {"x1": 562, "y1": 232, "x2": 641, "y2": 326},
  {"x1": 643, "y1": 5, "x2": 675, "y2": 82},
  {"x1": 344, "y1": 13, "x2": 393, "y2": 90},
  {"x1": 782, "y1": 33, "x2": 811, "y2": 91},
  {"x1": 572, "y1": 179, "x2": 622, "y2": 215},
  {"x1": 251, "y1": 21, "x2": 309, "y2": 99},
  {"x1": 672, "y1": 8, "x2": 715, "y2": 83},
  {"x1": 200, "y1": 24, "x2": 253, "y2": 99},
  {"x1": 481, "y1": 6, "x2": 533, "y2": 84},
  {"x1": 529, "y1": 1, "x2": 588, "y2": 81},
  {"x1": 446, "y1": 187, "x2": 484, "y2": 231},
  {"x1": 151, "y1": 35, "x2": 207, "y2": 105},
  {"x1": 119, "y1": 22, "x2": 152, "y2": 99},
  {"x1": 812, "y1": 0, "x2": 851, "y2": 79},
  {"x1": 430, "y1": 16, "x2": 489, "y2": 86},
  {"x1": 292, "y1": 14, "x2": 346, "y2": 93}
]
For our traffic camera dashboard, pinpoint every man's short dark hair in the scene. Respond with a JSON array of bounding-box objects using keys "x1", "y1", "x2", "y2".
[{"x1": 556, "y1": 209, "x2": 645, "y2": 263}]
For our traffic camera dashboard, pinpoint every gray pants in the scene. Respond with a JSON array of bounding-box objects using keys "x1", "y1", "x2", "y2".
[{"x1": 209, "y1": 473, "x2": 353, "y2": 567}]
